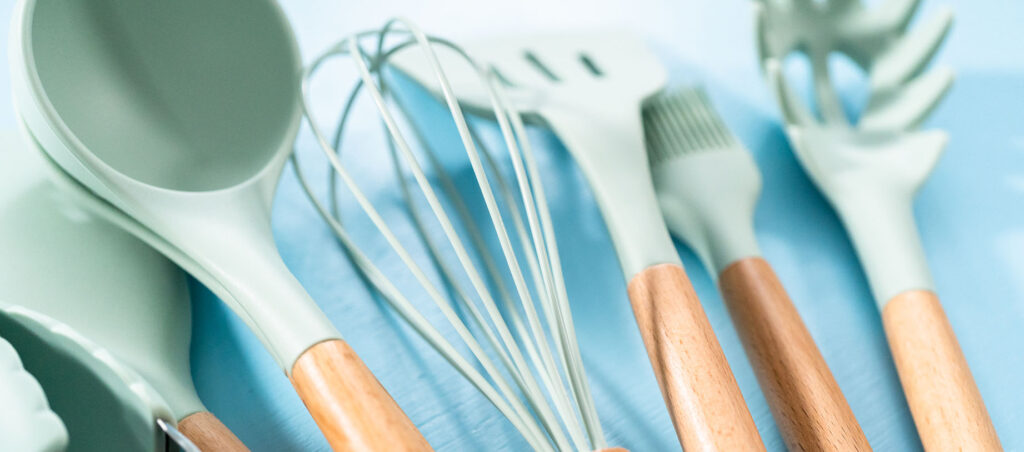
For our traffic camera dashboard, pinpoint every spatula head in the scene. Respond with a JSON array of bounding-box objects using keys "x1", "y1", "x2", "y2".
[{"x1": 392, "y1": 31, "x2": 666, "y2": 118}]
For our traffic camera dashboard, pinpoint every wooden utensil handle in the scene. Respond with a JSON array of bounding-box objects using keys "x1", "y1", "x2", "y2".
[
  {"x1": 882, "y1": 290, "x2": 1001, "y2": 451},
  {"x1": 627, "y1": 263, "x2": 764, "y2": 451},
  {"x1": 290, "y1": 339, "x2": 433, "y2": 451},
  {"x1": 177, "y1": 411, "x2": 249, "y2": 451},
  {"x1": 719, "y1": 257, "x2": 869, "y2": 451}
]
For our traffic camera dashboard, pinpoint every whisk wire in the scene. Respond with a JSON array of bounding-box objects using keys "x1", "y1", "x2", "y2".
[
  {"x1": 384, "y1": 90, "x2": 575, "y2": 446},
  {"x1": 345, "y1": 27, "x2": 580, "y2": 450},
  {"x1": 294, "y1": 17, "x2": 606, "y2": 451},
  {"x1": 303, "y1": 35, "x2": 558, "y2": 451}
]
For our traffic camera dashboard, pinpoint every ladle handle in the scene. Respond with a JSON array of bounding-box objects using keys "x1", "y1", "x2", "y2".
[
  {"x1": 627, "y1": 263, "x2": 765, "y2": 451},
  {"x1": 177, "y1": 411, "x2": 249, "y2": 451},
  {"x1": 718, "y1": 257, "x2": 869, "y2": 451},
  {"x1": 882, "y1": 290, "x2": 1001, "y2": 451},
  {"x1": 290, "y1": 339, "x2": 433, "y2": 451}
]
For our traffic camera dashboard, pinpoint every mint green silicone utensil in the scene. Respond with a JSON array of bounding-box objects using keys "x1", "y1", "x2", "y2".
[
  {"x1": 644, "y1": 87, "x2": 869, "y2": 450},
  {"x1": 0, "y1": 334, "x2": 67, "y2": 452},
  {"x1": 0, "y1": 129, "x2": 246, "y2": 450},
  {"x1": 755, "y1": 0, "x2": 1001, "y2": 448},
  {"x1": 0, "y1": 305, "x2": 196, "y2": 452},
  {"x1": 9, "y1": 0, "x2": 429, "y2": 447}
]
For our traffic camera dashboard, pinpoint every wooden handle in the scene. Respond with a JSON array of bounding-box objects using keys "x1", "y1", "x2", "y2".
[
  {"x1": 882, "y1": 290, "x2": 1001, "y2": 451},
  {"x1": 177, "y1": 411, "x2": 249, "y2": 451},
  {"x1": 627, "y1": 263, "x2": 764, "y2": 451},
  {"x1": 290, "y1": 339, "x2": 433, "y2": 451},
  {"x1": 719, "y1": 257, "x2": 869, "y2": 451}
]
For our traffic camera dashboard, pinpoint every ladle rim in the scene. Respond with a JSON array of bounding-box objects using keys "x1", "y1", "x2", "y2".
[{"x1": 12, "y1": 0, "x2": 305, "y2": 194}]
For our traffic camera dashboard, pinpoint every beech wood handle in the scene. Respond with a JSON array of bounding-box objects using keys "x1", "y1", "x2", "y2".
[
  {"x1": 882, "y1": 290, "x2": 1001, "y2": 451},
  {"x1": 290, "y1": 339, "x2": 433, "y2": 451},
  {"x1": 719, "y1": 257, "x2": 869, "y2": 451},
  {"x1": 177, "y1": 411, "x2": 249, "y2": 451},
  {"x1": 627, "y1": 263, "x2": 764, "y2": 451}
]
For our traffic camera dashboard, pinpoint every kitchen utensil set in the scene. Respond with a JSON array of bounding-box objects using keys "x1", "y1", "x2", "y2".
[
  {"x1": 0, "y1": 0, "x2": 1002, "y2": 450},
  {"x1": 756, "y1": 0, "x2": 1000, "y2": 449}
]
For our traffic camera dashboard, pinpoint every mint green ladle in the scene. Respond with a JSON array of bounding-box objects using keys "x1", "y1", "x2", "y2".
[{"x1": 9, "y1": 1, "x2": 430, "y2": 447}]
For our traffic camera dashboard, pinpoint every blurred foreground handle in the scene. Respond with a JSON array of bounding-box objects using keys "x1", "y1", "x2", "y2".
[
  {"x1": 290, "y1": 339, "x2": 433, "y2": 451},
  {"x1": 882, "y1": 290, "x2": 1001, "y2": 451},
  {"x1": 719, "y1": 257, "x2": 869, "y2": 451},
  {"x1": 628, "y1": 263, "x2": 765, "y2": 451}
]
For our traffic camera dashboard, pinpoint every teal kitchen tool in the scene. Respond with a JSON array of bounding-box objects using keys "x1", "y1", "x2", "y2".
[
  {"x1": 644, "y1": 87, "x2": 869, "y2": 450},
  {"x1": 294, "y1": 20, "x2": 622, "y2": 452},
  {"x1": 755, "y1": 0, "x2": 1001, "y2": 449},
  {"x1": 0, "y1": 334, "x2": 67, "y2": 452},
  {"x1": 0, "y1": 130, "x2": 245, "y2": 450},
  {"x1": 8, "y1": 1, "x2": 430, "y2": 448},
  {"x1": 391, "y1": 32, "x2": 764, "y2": 451},
  {"x1": 0, "y1": 306, "x2": 197, "y2": 452}
]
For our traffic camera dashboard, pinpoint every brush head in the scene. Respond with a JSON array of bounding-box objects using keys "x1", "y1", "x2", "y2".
[
  {"x1": 643, "y1": 87, "x2": 742, "y2": 165},
  {"x1": 643, "y1": 86, "x2": 763, "y2": 273}
]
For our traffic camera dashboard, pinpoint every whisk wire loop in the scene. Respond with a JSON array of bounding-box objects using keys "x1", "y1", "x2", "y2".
[{"x1": 293, "y1": 18, "x2": 607, "y2": 451}]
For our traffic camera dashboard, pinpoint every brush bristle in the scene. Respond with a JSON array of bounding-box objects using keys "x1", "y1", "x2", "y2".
[{"x1": 643, "y1": 87, "x2": 741, "y2": 165}]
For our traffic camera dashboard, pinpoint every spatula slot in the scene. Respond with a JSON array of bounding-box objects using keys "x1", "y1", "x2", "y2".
[
  {"x1": 523, "y1": 51, "x2": 560, "y2": 82},
  {"x1": 491, "y1": 66, "x2": 517, "y2": 87},
  {"x1": 579, "y1": 53, "x2": 603, "y2": 77}
]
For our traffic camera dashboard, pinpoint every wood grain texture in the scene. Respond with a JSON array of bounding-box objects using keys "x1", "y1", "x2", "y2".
[
  {"x1": 882, "y1": 290, "x2": 1001, "y2": 451},
  {"x1": 627, "y1": 263, "x2": 765, "y2": 451},
  {"x1": 290, "y1": 339, "x2": 433, "y2": 452},
  {"x1": 719, "y1": 257, "x2": 869, "y2": 451},
  {"x1": 177, "y1": 411, "x2": 249, "y2": 451}
]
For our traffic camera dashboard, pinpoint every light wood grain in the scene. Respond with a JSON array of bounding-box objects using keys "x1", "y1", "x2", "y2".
[
  {"x1": 627, "y1": 263, "x2": 765, "y2": 451},
  {"x1": 177, "y1": 411, "x2": 249, "y2": 452},
  {"x1": 719, "y1": 257, "x2": 869, "y2": 451},
  {"x1": 290, "y1": 339, "x2": 433, "y2": 452},
  {"x1": 882, "y1": 290, "x2": 1001, "y2": 451}
]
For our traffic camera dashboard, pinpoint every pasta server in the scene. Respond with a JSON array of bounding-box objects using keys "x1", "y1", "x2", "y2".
[
  {"x1": 644, "y1": 87, "x2": 869, "y2": 450},
  {"x1": 755, "y1": 0, "x2": 1001, "y2": 448},
  {"x1": 0, "y1": 130, "x2": 244, "y2": 450},
  {"x1": 391, "y1": 31, "x2": 763, "y2": 450},
  {"x1": 9, "y1": 0, "x2": 428, "y2": 448}
]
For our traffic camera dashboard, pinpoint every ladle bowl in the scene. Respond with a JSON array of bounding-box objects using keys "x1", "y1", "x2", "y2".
[{"x1": 10, "y1": 0, "x2": 431, "y2": 449}]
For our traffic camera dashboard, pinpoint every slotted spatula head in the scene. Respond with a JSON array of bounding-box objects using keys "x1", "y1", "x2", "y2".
[{"x1": 392, "y1": 31, "x2": 667, "y2": 119}]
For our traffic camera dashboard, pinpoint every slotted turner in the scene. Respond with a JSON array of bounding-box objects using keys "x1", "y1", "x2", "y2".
[{"x1": 393, "y1": 32, "x2": 764, "y2": 451}]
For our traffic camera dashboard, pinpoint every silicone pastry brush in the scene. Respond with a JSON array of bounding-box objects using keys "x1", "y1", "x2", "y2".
[
  {"x1": 756, "y1": 0, "x2": 1001, "y2": 448},
  {"x1": 391, "y1": 32, "x2": 764, "y2": 451},
  {"x1": 644, "y1": 87, "x2": 869, "y2": 451}
]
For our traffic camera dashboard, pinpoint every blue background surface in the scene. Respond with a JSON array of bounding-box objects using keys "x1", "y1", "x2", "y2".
[{"x1": 1, "y1": 1, "x2": 1021, "y2": 451}]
